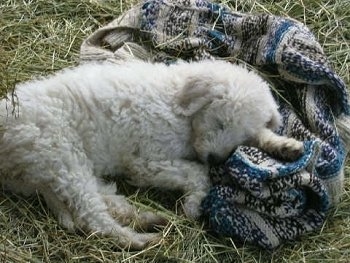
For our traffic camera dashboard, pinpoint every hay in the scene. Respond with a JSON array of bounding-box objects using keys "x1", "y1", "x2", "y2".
[{"x1": 0, "y1": 0, "x2": 349, "y2": 262}]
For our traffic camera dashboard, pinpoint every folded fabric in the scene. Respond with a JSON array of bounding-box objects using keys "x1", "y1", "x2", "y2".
[{"x1": 80, "y1": 0, "x2": 350, "y2": 249}]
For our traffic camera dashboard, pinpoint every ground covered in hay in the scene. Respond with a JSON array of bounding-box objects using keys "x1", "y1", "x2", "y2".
[{"x1": 0, "y1": 0, "x2": 349, "y2": 262}]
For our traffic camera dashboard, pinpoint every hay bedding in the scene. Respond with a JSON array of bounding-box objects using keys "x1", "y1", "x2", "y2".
[
  {"x1": 0, "y1": 1, "x2": 348, "y2": 262},
  {"x1": 80, "y1": 0, "x2": 350, "y2": 249}
]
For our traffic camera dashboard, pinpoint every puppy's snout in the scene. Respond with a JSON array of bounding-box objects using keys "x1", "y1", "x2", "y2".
[{"x1": 207, "y1": 153, "x2": 225, "y2": 165}]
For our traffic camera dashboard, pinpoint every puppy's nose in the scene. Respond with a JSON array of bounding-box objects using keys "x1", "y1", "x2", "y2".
[{"x1": 207, "y1": 153, "x2": 223, "y2": 165}]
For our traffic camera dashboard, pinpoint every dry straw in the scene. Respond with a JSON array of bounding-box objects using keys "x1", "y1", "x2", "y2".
[{"x1": 0, "y1": 0, "x2": 349, "y2": 262}]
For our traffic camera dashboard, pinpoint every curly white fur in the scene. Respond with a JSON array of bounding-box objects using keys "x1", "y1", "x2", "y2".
[{"x1": 0, "y1": 60, "x2": 303, "y2": 249}]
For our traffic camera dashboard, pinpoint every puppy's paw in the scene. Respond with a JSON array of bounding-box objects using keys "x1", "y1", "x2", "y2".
[
  {"x1": 183, "y1": 194, "x2": 205, "y2": 219},
  {"x1": 278, "y1": 138, "x2": 304, "y2": 161},
  {"x1": 121, "y1": 232, "x2": 161, "y2": 250},
  {"x1": 135, "y1": 211, "x2": 168, "y2": 231},
  {"x1": 103, "y1": 194, "x2": 167, "y2": 231},
  {"x1": 103, "y1": 195, "x2": 135, "y2": 226},
  {"x1": 57, "y1": 210, "x2": 75, "y2": 232}
]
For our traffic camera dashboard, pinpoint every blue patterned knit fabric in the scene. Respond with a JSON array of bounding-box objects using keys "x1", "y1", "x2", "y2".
[{"x1": 80, "y1": 0, "x2": 350, "y2": 249}]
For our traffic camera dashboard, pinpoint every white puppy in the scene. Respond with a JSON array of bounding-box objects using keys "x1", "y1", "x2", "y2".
[{"x1": 0, "y1": 60, "x2": 303, "y2": 249}]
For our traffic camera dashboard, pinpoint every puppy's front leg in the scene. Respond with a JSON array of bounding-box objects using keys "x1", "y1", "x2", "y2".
[
  {"x1": 124, "y1": 158, "x2": 211, "y2": 219},
  {"x1": 254, "y1": 128, "x2": 304, "y2": 160}
]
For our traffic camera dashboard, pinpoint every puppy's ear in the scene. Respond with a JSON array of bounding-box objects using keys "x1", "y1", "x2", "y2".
[{"x1": 173, "y1": 78, "x2": 225, "y2": 116}]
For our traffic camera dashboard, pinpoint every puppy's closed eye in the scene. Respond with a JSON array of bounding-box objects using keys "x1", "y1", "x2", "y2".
[{"x1": 216, "y1": 120, "x2": 225, "y2": 130}]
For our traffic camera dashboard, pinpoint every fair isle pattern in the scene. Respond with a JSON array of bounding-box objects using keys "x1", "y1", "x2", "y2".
[{"x1": 80, "y1": 0, "x2": 350, "y2": 249}]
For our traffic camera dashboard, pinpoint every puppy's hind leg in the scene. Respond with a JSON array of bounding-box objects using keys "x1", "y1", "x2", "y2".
[
  {"x1": 41, "y1": 189, "x2": 75, "y2": 231},
  {"x1": 97, "y1": 182, "x2": 167, "y2": 231},
  {"x1": 254, "y1": 128, "x2": 304, "y2": 161},
  {"x1": 32, "y1": 153, "x2": 159, "y2": 250}
]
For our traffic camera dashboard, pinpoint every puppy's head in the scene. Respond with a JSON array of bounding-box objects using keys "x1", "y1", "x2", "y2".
[{"x1": 174, "y1": 74, "x2": 280, "y2": 165}]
